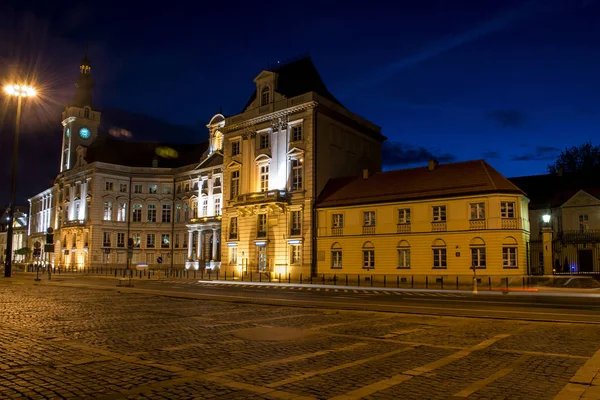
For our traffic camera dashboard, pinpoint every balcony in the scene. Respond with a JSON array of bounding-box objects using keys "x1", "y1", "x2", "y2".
[
  {"x1": 331, "y1": 227, "x2": 344, "y2": 236},
  {"x1": 362, "y1": 226, "x2": 375, "y2": 235},
  {"x1": 233, "y1": 190, "x2": 288, "y2": 206},
  {"x1": 501, "y1": 219, "x2": 518, "y2": 229},
  {"x1": 556, "y1": 230, "x2": 600, "y2": 244},
  {"x1": 188, "y1": 216, "x2": 222, "y2": 225},
  {"x1": 469, "y1": 220, "x2": 486, "y2": 230},
  {"x1": 397, "y1": 223, "x2": 411, "y2": 234},
  {"x1": 63, "y1": 219, "x2": 86, "y2": 227},
  {"x1": 431, "y1": 222, "x2": 447, "y2": 232}
]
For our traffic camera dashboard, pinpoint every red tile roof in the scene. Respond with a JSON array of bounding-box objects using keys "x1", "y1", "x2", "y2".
[{"x1": 316, "y1": 160, "x2": 525, "y2": 208}]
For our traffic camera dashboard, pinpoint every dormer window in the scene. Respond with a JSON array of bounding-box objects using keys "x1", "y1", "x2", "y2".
[{"x1": 261, "y1": 86, "x2": 270, "y2": 106}]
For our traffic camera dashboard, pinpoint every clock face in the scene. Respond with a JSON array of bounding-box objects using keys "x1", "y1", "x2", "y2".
[
  {"x1": 79, "y1": 127, "x2": 91, "y2": 139},
  {"x1": 65, "y1": 128, "x2": 70, "y2": 138}
]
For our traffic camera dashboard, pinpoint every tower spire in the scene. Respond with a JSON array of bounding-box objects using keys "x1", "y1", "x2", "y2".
[{"x1": 73, "y1": 45, "x2": 94, "y2": 108}]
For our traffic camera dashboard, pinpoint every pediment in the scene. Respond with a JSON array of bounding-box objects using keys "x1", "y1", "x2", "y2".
[
  {"x1": 254, "y1": 70, "x2": 276, "y2": 82},
  {"x1": 287, "y1": 147, "x2": 305, "y2": 157},
  {"x1": 255, "y1": 153, "x2": 272, "y2": 163},
  {"x1": 562, "y1": 190, "x2": 600, "y2": 208},
  {"x1": 197, "y1": 152, "x2": 223, "y2": 170},
  {"x1": 227, "y1": 160, "x2": 242, "y2": 169}
]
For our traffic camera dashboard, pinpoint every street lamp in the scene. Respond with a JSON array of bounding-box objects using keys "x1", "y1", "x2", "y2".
[
  {"x1": 542, "y1": 214, "x2": 551, "y2": 224},
  {"x1": 3, "y1": 84, "x2": 36, "y2": 278}
]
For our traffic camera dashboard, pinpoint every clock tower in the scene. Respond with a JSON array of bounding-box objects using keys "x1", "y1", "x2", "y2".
[{"x1": 60, "y1": 51, "x2": 101, "y2": 172}]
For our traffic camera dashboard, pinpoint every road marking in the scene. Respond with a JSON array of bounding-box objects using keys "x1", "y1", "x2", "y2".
[
  {"x1": 452, "y1": 354, "x2": 530, "y2": 398},
  {"x1": 330, "y1": 334, "x2": 511, "y2": 400},
  {"x1": 265, "y1": 346, "x2": 417, "y2": 388},
  {"x1": 554, "y1": 347, "x2": 600, "y2": 400}
]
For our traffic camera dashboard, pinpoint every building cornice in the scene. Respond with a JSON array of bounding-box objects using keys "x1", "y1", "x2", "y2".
[{"x1": 222, "y1": 101, "x2": 317, "y2": 134}]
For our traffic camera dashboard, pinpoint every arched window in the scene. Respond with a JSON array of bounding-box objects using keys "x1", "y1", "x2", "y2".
[
  {"x1": 362, "y1": 241, "x2": 375, "y2": 269},
  {"x1": 397, "y1": 240, "x2": 410, "y2": 269},
  {"x1": 432, "y1": 238, "x2": 447, "y2": 268},
  {"x1": 502, "y1": 236, "x2": 518, "y2": 268},
  {"x1": 470, "y1": 237, "x2": 486, "y2": 268},
  {"x1": 331, "y1": 242, "x2": 342, "y2": 269},
  {"x1": 261, "y1": 86, "x2": 270, "y2": 106}
]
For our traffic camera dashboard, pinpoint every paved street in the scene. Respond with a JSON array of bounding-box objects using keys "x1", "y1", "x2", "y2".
[{"x1": 1, "y1": 277, "x2": 599, "y2": 399}]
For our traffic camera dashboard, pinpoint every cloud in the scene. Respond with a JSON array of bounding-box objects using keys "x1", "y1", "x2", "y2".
[
  {"x1": 382, "y1": 141, "x2": 456, "y2": 167},
  {"x1": 512, "y1": 146, "x2": 560, "y2": 161},
  {"x1": 486, "y1": 110, "x2": 526, "y2": 128},
  {"x1": 482, "y1": 151, "x2": 501, "y2": 159}
]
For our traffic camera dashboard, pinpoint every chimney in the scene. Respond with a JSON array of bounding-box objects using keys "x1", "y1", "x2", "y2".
[
  {"x1": 362, "y1": 169, "x2": 369, "y2": 179},
  {"x1": 428, "y1": 159, "x2": 439, "y2": 171}
]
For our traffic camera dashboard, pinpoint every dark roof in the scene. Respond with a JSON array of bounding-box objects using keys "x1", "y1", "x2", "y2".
[
  {"x1": 509, "y1": 173, "x2": 600, "y2": 209},
  {"x1": 243, "y1": 57, "x2": 345, "y2": 112},
  {"x1": 317, "y1": 160, "x2": 524, "y2": 208},
  {"x1": 84, "y1": 136, "x2": 208, "y2": 169}
]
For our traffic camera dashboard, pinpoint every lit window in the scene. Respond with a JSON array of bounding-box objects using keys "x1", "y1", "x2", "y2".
[
  {"x1": 470, "y1": 203, "x2": 485, "y2": 220},
  {"x1": 117, "y1": 203, "x2": 126, "y2": 222},
  {"x1": 332, "y1": 214, "x2": 344, "y2": 228},
  {"x1": 501, "y1": 202, "x2": 515, "y2": 218},
  {"x1": 398, "y1": 209, "x2": 410, "y2": 224},
  {"x1": 103, "y1": 202, "x2": 112, "y2": 221},
  {"x1": 161, "y1": 234, "x2": 170, "y2": 248},
  {"x1": 433, "y1": 206, "x2": 446, "y2": 222},
  {"x1": 148, "y1": 184, "x2": 158, "y2": 194},
  {"x1": 214, "y1": 198, "x2": 221, "y2": 216},
  {"x1": 260, "y1": 165, "x2": 269, "y2": 192},
  {"x1": 363, "y1": 211, "x2": 376, "y2": 226},
  {"x1": 291, "y1": 245, "x2": 301, "y2": 264}
]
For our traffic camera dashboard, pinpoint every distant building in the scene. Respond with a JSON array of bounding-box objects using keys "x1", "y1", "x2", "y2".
[
  {"x1": 316, "y1": 160, "x2": 530, "y2": 276},
  {"x1": 510, "y1": 173, "x2": 600, "y2": 274},
  {"x1": 0, "y1": 206, "x2": 28, "y2": 264}
]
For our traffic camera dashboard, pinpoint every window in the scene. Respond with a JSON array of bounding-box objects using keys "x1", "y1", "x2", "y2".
[
  {"x1": 119, "y1": 183, "x2": 127, "y2": 193},
  {"x1": 163, "y1": 185, "x2": 171, "y2": 194},
  {"x1": 579, "y1": 215, "x2": 589, "y2": 232},
  {"x1": 471, "y1": 247, "x2": 486, "y2": 268},
  {"x1": 161, "y1": 234, "x2": 170, "y2": 248},
  {"x1": 147, "y1": 204, "x2": 156, "y2": 222},
  {"x1": 291, "y1": 125, "x2": 303, "y2": 141},
  {"x1": 147, "y1": 234, "x2": 155, "y2": 248},
  {"x1": 175, "y1": 234, "x2": 179, "y2": 248},
  {"x1": 105, "y1": 181, "x2": 113, "y2": 191},
  {"x1": 261, "y1": 86, "x2": 269, "y2": 106},
  {"x1": 132, "y1": 233, "x2": 141, "y2": 248},
  {"x1": 148, "y1": 184, "x2": 158, "y2": 194},
  {"x1": 257, "y1": 214, "x2": 267, "y2": 238},
  {"x1": 260, "y1": 165, "x2": 269, "y2": 192},
  {"x1": 162, "y1": 204, "x2": 171, "y2": 223},
  {"x1": 332, "y1": 214, "x2": 344, "y2": 228},
  {"x1": 259, "y1": 133, "x2": 270, "y2": 149},
  {"x1": 117, "y1": 233, "x2": 125, "y2": 248},
  {"x1": 117, "y1": 203, "x2": 126, "y2": 222},
  {"x1": 230, "y1": 170, "x2": 240, "y2": 200},
  {"x1": 363, "y1": 211, "x2": 376, "y2": 226},
  {"x1": 184, "y1": 204, "x2": 190, "y2": 221},
  {"x1": 398, "y1": 209, "x2": 411, "y2": 224},
  {"x1": 231, "y1": 140, "x2": 240, "y2": 156},
  {"x1": 291, "y1": 159, "x2": 303, "y2": 191},
  {"x1": 433, "y1": 248, "x2": 447, "y2": 268},
  {"x1": 470, "y1": 203, "x2": 485, "y2": 220},
  {"x1": 202, "y1": 198, "x2": 208, "y2": 216},
  {"x1": 229, "y1": 217, "x2": 238, "y2": 239},
  {"x1": 184, "y1": 182, "x2": 190, "y2": 192},
  {"x1": 230, "y1": 246, "x2": 238, "y2": 264},
  {"x1": 176, "y1": 184, "x2": 182, "y2": 194},
  {"x1": 433, "y1": 206, "x2": 446, "y2": 222},
  {"x1": 103, "y1": 202, "x2": 112, "y2": 221},
  {"x1": 214, "y1": 177, "x2": 221, "y2": 188},
  {"x1": 397, "y1": 248, "x2": 410, "y2": 268},
  {"x1": 214, "y1": 198, "x2": 221, "y2": 216},
  {"x1": 103, "y1": 232, "x2": 111, "y2": 247},
  {"x1": 503, "y1": 247, "x2": 517, "y2": 268},
  {"x1": 501, "y1": 201, "x2": 515, "y2": 218},
  {"x1": 331, "y1": 244, "x2": 342, "y2": 269},
  {"x1": 183, "y1": 233, "x2": 188, "y2": 248},
  {"x1": 132, "y1": 204, "x2": 142, "y2": 222},
  {"x1": 290, "y1": 210, "x2": 301, "y2": 236},
  {"x1": 362, "y1": 242, "x2": 375, "y2": 269},
  {"x1": 176, "y1": 204, "x2": 181, "y2": 223},
  {"x1": 192, "y1": 201, "x2": 198, "y2": 218},
  {"x1": 134, "y1": 184, "x2": 142, "y2": 194},
  {"x1": 291, "y1": 245, "x2": 301, "y2": 264}
]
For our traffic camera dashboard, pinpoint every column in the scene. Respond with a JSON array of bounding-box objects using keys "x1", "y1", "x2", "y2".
[
  {"x1": 197, "y1": 230, "x2": 202, "y2": 260},
  {"x1": 211, "y1": 228, "x2": 218, "y2": 261},
  {"x1": 187, "y1": 231, "x2": 193, "y2": 260},
  {"x1": 80, "y1": 180, "x2": 88, "y2": 220}
]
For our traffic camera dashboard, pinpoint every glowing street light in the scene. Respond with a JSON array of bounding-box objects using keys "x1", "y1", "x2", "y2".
[
  {"x1": 3, "y1": 83, "x2": 37, "y2": 278},
  {"x1": 542, "y1": 214, "x2": 551, "y2": 224}
]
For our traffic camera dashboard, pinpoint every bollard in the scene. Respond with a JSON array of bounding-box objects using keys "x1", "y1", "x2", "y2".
[
  {"x1": 322, "y1": 274, "x2": 325, "y2": 285},
  {"x1": 288, "y1": 273, "x2": 291, "y2": 284},
  {"x1": 456, "y1": 276, "x2": 459, "y2": 290},
  {"x1": 411, "y1": 276, "x2": 414, "y2": 289},
  {"x1": 370, "y1": 275, "x2": 373, "y2": 287},
  {"x1": 358, "y1": 274, "x2": 360, "y2": 287},
  {"x1": 225, "y1": 271, "x2": 227, "y2": 281},
  {"x1": 488, "y1": 277, "x2": 491, "y2": 291},
  {"x1": 259, "y1": 272, "x2": 262, "y2": 282},
  {"x1": 279, "y1": 273, "x2": 281, "y2": 283},
  {"x1": 334, "y1": 274, "x2": 337, "y2": 286},
  {"x1": 346, "y1": 274, "x2": 348, "y2": 286},
  {"x1": 310, "y1": 274, "x2": 312, "y2": 284},
  {"x1": 384, "y1": 275, "x2": 386, "y2": 288},
  {"x1": 114, "y1": 269, "x2": 117, "y2": 277},
  {"x1": 506, "y1": 277, "x2": 509, "y2": 291},
  {"x1": 397, "y1": 275, "x2": 399, "y2": 288},
  {"x1": 441, "y1": 277, "x2": 444, "y2": 290},
  {"x1": 426, "y1": 276, "x2": 428, "y2": 289},
  {"x1": 522, "y1": 276, "x2": 525, "y2": 289},
  {"x1": 300, "y1": 273, "x2": 303, "y2": 284},
  {"x1": 242, "y1": 271, "x2": 244, "y2": 282},
  {"x1": 250, "y1": 271, "x2": 253, "y2": 282}
]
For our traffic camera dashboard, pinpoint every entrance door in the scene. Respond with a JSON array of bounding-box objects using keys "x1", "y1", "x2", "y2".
[
  {"x1": 578, "y1": 249, "x2": 593, "y2": 272},
  {"x1": 257, "y1": 246, "x2": 267, "y2": 271}
]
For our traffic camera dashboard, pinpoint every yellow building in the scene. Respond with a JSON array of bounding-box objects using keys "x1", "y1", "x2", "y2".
[{"x1": 316, "y1": 160, "x2": 530, "y2": 276}]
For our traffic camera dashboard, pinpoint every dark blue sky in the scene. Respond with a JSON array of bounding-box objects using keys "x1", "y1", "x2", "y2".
[{"x1": 1, "y1": 0, "x2": 599, "y2": 203}]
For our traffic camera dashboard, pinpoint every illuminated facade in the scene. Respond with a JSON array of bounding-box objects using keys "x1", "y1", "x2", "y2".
[
  {"x1": 316, "y1": 160, "x2": 531, "y2": 276},
  {"x1": 0, "y1": 207, "x2": 28, "y2": 264}
]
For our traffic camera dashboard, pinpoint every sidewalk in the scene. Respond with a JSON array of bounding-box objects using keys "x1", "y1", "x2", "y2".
[{"x1": 555, "y1": 348, "x2": 600, "y2": 400}]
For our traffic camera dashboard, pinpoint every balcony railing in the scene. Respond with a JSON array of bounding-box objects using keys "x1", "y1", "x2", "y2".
[
  {"x1": 556, "y1": 230, "x2": 600, "y2": 244},
  {"x1": 331, "y1": 227, "x2": 344, "y2": 236},
  {"x1": 397, "y1": 223, "x2": 411, "y2": 234},
  {"x1": 469, "y1": 220, "x2": 486, "y2": 230},
  {"x1": 63, "y1": 219, "x2": 86, "y2": 227},
  {"x1": 233, "y1": 190, "x2": 288, "y2": 206},
  {"x1": 501, "y1": 219, "x2": 518, "y2": 229},
  {"x1": 431, "y1": 221, "x2": 447, "y2": 232},
  {"x1": 363, "y1": 226, "x2": 375, "y2": 235},
  {"x1": 188, "y1": 216, "x2": 222, "y2": 224}
]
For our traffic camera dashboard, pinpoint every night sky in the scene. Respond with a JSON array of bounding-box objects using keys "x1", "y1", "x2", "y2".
[{"x1": 1, "y1": 0, "x2": 599, "y2": 205}]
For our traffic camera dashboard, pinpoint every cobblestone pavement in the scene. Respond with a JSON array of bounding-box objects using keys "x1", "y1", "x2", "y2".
[{"x1": 0, "y1": 280, "x2": 598, "y2": 399}]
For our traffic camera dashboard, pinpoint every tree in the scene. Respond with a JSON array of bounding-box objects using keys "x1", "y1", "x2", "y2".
[
  {"x1": 548, "y1": 142, "x2": 600, "y2": 175},
  {"x1": 14, "y1": 247, "x2": 32, "y2": 257}
]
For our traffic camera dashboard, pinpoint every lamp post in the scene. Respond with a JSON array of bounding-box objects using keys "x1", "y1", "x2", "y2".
[{"x1": 3, "y1": 84, "x2": 36, "y2": 278}]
